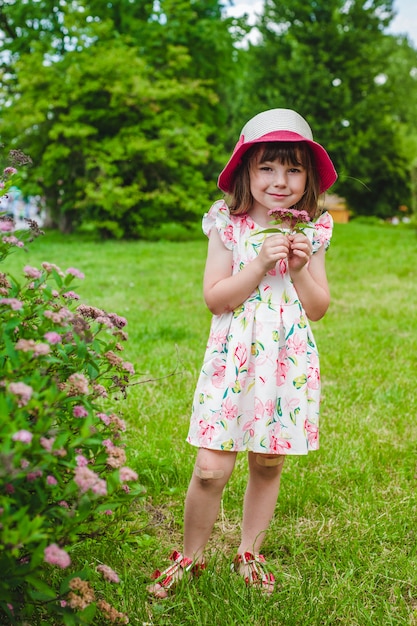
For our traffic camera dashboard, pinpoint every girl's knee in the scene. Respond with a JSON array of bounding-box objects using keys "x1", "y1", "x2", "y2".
[
  {"x1": 193, "y1": 449, "x2": 236, "y2": 490},
  {"x1": 250, "y1": 454, "x2": 285, "y2": 479}
]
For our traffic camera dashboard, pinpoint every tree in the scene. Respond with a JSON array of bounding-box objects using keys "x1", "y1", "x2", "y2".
[
  {"x1": 0, "y1": 0, "x2": 241, "y2": 237},
  {"x1": 240, "y1": 0, "x2": 417, "y2": 217}
]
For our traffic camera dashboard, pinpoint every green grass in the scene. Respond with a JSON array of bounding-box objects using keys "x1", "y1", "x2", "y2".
[{"x1": 4, "y1": 221, "x2": 417, "y2": 625}]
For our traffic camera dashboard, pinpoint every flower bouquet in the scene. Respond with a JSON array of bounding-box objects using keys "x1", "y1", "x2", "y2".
[{"x1": 261, "y1": 207, "x2": 313, "y2": 235}]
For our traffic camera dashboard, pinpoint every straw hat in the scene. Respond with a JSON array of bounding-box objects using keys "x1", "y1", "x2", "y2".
[{"x1": 218, "y1": 108, "x2": 337, "y2": 194}]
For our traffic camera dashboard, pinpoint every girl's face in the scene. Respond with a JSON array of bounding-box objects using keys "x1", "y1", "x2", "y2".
[{"x1": 249, "y1": 155, "x2": 307, "y2": 215}]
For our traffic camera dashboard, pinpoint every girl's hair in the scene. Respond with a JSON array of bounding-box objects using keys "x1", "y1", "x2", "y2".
[{"x1": 227, "y1": 142, "x2": 321, "y2": 219}]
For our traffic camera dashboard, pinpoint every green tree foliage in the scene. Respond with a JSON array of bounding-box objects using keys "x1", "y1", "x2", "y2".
[
  {"x1": 0, "y1": 0, "x2": 240, "y2": 237},
  {"x1": 240, "y1": 0, "x2": 417, "y2": 217}
]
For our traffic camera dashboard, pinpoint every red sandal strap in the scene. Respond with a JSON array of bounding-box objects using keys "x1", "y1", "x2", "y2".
[
  {"x1": 150, "y1": 551, "x2": 195, "y2": 587},
  {"x1": 233, "y1": 552, "x2": 275, "y2": 590}
]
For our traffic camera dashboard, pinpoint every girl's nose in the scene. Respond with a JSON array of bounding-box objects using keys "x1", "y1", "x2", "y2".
[{"x1": 273, "y1": 171, "x2": 287, "y2": 187}]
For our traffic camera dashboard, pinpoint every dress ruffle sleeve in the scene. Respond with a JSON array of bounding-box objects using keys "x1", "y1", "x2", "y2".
[
  {"x1": 311, "y1": 211, "x2": 334, "y2": 253},
  {"x1": 202, "y1": 200, "x2": 235, "y2": 250}
]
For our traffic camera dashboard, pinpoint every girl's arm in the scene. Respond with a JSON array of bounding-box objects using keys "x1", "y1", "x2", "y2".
[
  {"x1": 203, "y1": 228, "x2": 289, "y2": 315},
  {"x1": 288, "y1": 235, "x2": 330, "y2": 321}
]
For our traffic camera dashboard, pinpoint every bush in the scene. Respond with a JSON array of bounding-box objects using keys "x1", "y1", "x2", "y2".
[{"x1": 0, "y1": 159, "x2": 143, "y2": 624}]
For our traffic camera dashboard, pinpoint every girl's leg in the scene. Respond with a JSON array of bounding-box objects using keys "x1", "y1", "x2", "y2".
[
  {"x1": 183, "y1": 448, "x2": 237, "y2": 560},
  {"x1": 237, "y1": 452, "x2": 285, "y2": 555},
  {"x1": 148, "y1": 448, "x2": 236, "y2": 597}
]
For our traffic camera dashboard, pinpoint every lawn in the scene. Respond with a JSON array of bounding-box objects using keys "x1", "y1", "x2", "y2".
[{"x1": 3, "y1": 220, "x2": 417, "y2": 625}]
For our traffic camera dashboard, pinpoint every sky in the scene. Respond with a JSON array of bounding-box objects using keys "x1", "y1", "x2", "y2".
[{"x1": 225, "y1": 0, "x2": 417, "y2": 48}]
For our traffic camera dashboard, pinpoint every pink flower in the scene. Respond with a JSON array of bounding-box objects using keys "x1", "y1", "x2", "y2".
[
  {"x1": 74, "y1": 466, "x2": 107, "y2": 496},
  {"x1": 44, "y1": 331, "x2": 62, "y2": 344},
  {"x1": 221, "y1": 396, "x2": 238, "y2": 421},
  {"x1": 0, "y1": 221, "x2": 14, "y2": 232},
  {"x1": 211, "y1": 358, "x2": 226, "y2": 389},
  {"x1": 40, "y1": 436, "x2": 55, "y2": 451},
  {"x1": 3, "y1": 166, "x2": 17, "y2": 176},
  {"x1": 122, "y1": 361, "x2": 135, "y2": 375},
  {"x1": 66, "y1": 267, "x2": 85, "y2": 279},
  {"x1": 287, "y1": 334, "x2": 307, "y2": 356},
  {"x1": 33, "y1": 342, "x2": 50, "y2": 356},
  {"x1": 119, "y1": 466, "x2": 138, "y2": 482},
  {"x1": 97, "y1": 412, "x2": 111, "y2": 425},
  {"x1": 275, "y1": 348, "x2": 289, "y2": 386},
  {"x1": 73, "y1": 405, "x2": 88, "y2": 418},
  {"x1": 307, "y1": 352, "x2": 320, "y2": 390},
  {"x1": 66, "y1": 372, "x2": 89, "y2": 395},
  {"x1": 44, "y1": 544, "x2": 71, "y2": 568},
  {"x1": 12, "y1": 429, "x2": 33, "y2": 444},
  {"x1": 47, "y1": 475, "x2": 58, "y2": 485},
  {"x1": 197, "y1": 421, "x2": 215, "y2": 446},
  {"x1": 0, "y1": 297, "x2": 23, "y2": 310},
  {"x1": 63, "y1": 290, "x2": 80, "y2": 300},
  {"x1": 305, "y1": 420, "x2": 319, "y2": 448},
  {"x1": 27, "y1": 470, "x2": 42, "y2": 482},
  {"x1": 42, "y1": 262, "x2": 63, "y2": 275},
  {"x1": 76, "y1": 454, "x2": 89, "y2": 467},
  {"x1": 96, "y1": 564, "x2": 120, "y2": 583},
  {"x1": 23, "y1": 265, "x2": 42, "y2": 279}
]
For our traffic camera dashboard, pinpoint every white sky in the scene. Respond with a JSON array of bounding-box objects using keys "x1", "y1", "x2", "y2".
[{"x1": 225, "y1": 0, "x2": 417, "y2": 47}]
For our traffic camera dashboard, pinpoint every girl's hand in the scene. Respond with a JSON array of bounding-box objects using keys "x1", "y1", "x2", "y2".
[
  {"x1": 258, "y1": 234, "x2": 289, "y2": 272},
  {"x1": 288, "y1": 233, "x2": 312, "y2": 273}
]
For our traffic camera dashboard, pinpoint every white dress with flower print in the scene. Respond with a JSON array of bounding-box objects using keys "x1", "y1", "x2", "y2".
[{"x1": 187, "y1": 200, "x2": 333, "y2": 455}]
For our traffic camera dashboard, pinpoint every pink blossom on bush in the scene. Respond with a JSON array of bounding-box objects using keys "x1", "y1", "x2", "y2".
[
  {"x1": 23, "y1": 265, "x2": 42, "y2": 279},
  {"x1": 73, "y1": 405, "x2": 88, "y2": 418},
  {"x1": 33, "y1": 342, "x2": 51, "y2": 356},
  {"x1": 0, "y1": 221, "x2": 14, "y2": 232},
  {"x1": 0, "y1": 297, "x2": 23, "y2": 310},
  {"x1": 119, "y1": 467, "x2": 138, "y2": 482},
  {"x1": 27, "y1": 470, "x2": 43, "y2": 482},
  {"x1": 106, "y1": 446, "x2": 126, "y2": 469},
  {"x1": 74, "y1": 466, "x2": 107, "y2": 496},
  {"x1": 41, "y1": 261, "x2": 63, "y2": 275},
  {"x1": 44, "y1": 331, "x2": 62, "y2": 344},
  {"x1": 12, "y1": 429, "x2": 33, "y2": 444},
  {"x1": 96, "y1": 564, "x2": 120, "y2": 583},
  {"x1": 122, "y1": 361, "x2": 135, "y2": 375},
  {"x1": 47, "y1": 475, "x2": 58, "y2": 486},
  {"x1": 66, "y1": 372, "x2": 89, "y2": 395},
  {"x1": 97, "y1": 412, "x2": 111, "y2": 425},
  {"x1": 66, "y1": 267, "x2": 85, "y2": 279},
  {"x1": 15, "y1": 338, "x2": 37, "y2": 351},
  {"x1": 63, "y1": 290, "x2": 80, "y2": 300},
  {"x1": 93, "y1": 384, "x2": 107, "y2": 397},
  {"x1": 4, "y1": 166, "x2": 18, "y2": 176},
  {"x1": 9, "y1": 382, "x2": 33, "y2": 406},
  {"x1": 44, "y1": 544, "x2": 71, "y2": 568},
  {"x1": 76, "y1": 454, "x2": 89, "y2": 467},
  {"x1": 40, "y1": 436, "x2": 55, "y2": 451},
  {"x1": 2, "y1": 236, "x2": 24, "y2": 247}
]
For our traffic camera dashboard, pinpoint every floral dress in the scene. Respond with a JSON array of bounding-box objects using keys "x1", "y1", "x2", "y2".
[{"x1": 187, "y1": 200, "x2": 333, "y2": 456}]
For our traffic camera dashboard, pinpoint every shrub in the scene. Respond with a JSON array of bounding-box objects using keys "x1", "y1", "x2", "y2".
[{"x1": 0, "y1": 159, "x2": 143, "y2": 624}]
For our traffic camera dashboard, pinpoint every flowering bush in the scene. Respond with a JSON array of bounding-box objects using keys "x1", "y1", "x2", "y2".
[{"x1": 0, "y1": 160, "x2": 142, "y2": 624}]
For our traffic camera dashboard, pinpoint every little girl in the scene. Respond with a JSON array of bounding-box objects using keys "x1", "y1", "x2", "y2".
[{"x1": 149, "y1": 108, "x2": 337, "y2": 597}]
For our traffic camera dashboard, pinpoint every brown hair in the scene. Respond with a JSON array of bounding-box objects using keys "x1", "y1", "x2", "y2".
[{"x1": 227, "y1": 142, "x2": 321, "y2": 219}]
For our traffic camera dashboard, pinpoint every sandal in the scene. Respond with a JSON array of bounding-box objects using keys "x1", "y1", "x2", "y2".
[
  {"x1": 232, "y1": 552, "x2": 275, "y2": 594},
  {"x1": 148, "y1": 550, "x2": 205, "y2": 599}
]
